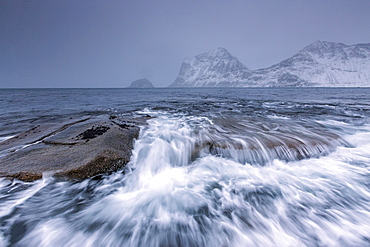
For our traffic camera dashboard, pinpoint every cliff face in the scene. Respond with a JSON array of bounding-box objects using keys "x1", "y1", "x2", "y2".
[{"x1": 169, "y1": 48, "x2": 252, "y2": 87}]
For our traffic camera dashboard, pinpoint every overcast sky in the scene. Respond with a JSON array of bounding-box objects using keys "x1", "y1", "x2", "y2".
[{"x1": 1, "y1": 0, "x2": 370, "y2": 88}]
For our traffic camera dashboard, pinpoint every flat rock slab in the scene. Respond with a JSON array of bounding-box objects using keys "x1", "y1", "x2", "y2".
[{"x1": 0, "y1": 115, "x2": 150, "y2": 181}]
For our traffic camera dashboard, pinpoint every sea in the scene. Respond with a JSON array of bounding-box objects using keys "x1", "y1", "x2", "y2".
[{"x1": 0, "y1": 88, "x2": 370, "y2": 247}]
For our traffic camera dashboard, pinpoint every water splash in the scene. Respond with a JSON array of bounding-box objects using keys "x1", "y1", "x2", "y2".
[
  {"x1": 194, "y1": 116, "x2": 348, "y2": 165},
  {"x1": 1, "y1": 111, "x2": 370, "y2": 246}
]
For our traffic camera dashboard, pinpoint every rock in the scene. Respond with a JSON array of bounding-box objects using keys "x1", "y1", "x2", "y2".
[
  {"x1": 127, "y1": 78, "x2": 155, "y2": 88},
  {"x1": 0, "y1": 115, "x2": 151, "y2": 181},
  {"x1": 191, "y1": 117, "x2": 347, "y2": 164}
]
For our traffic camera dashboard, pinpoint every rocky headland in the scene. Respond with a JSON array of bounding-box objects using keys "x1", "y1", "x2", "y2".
[{"x1": 128, "y1": 78, "x2": 155, "y2": 88}]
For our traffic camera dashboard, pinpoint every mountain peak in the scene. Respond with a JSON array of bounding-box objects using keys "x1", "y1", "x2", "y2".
[
  {"x1": 302, "y1": 40, "x2": 346, "y2": 53},
  {"x1": 169, "y1": 47, "x2": 251, "y2": 87},
  {"x1": 183, "y1": 47, "x2": 232, "y2": 64},
  {"x1": 169, "y1": 41, "x2": 370, "y2": 87},
  {"x1": 206, "y1": 47, "x2": 231, "y2": 57}
]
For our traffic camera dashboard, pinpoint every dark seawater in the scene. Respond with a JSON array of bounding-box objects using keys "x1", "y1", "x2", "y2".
[{"x1": 1, "y1": 88, "x2": 370, "y2": 246}]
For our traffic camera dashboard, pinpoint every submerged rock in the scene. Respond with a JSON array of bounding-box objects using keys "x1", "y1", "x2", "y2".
[
  {"x1": 192, "y1": 117, "x2": 348, "y2": 165},
  {"x1": 0, "y1": 115, "x2": 151, "y2": 181}
]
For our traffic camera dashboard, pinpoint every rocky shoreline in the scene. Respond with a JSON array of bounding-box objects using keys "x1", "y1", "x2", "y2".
[{"x1": 0, "y1": 115, "x2": 151, "y2": 181}]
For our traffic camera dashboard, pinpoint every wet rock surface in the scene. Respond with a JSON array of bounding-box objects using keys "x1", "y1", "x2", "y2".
[
  {"x1": 192, "y1": 117, "x2": 348, "y2": 164},
  {"x1": 0, "y1": 115, "x2": 151, "y2": 181}
]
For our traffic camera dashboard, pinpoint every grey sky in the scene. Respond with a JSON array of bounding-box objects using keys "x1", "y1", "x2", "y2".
[{"x1": 1, "y1": 0, "x2": 370, "y2": 88}]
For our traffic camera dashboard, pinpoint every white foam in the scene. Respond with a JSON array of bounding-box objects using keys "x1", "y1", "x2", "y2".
[
  {"x1": 0, "y1": 135, "x2": 15, "y2": 143},
  {"x1": 0, "y1": 179, "x2": 48, "y2": 218},
  {"x1": 3, "y1": 112, "x2": 370, "y2": 246},
  {"x1": 70, "y1": 113, "x2": 370, "y2": 245}
]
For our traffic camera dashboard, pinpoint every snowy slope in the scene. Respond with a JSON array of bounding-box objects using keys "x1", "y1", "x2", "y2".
[
  {"x1": 169, "y1": 41, "x2": 370, "y2": 87},
  {"x1": 253, "y1": 41, "x2": 370, "y2": 87},
  {"x1": 169, "y1": 48, "x2": 252, "y2": 87}
]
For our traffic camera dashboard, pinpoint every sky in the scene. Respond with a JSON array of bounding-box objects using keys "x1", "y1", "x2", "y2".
[{"x1": 1, "y1": 0, "x2": 370, "y2": 88}]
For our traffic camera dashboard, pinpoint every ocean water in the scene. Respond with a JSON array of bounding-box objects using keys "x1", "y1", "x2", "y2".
[{"x1": 0, "y1": 88, "x2": 370, "y2": 246}]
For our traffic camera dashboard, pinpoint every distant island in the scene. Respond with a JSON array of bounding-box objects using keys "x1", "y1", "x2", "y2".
[
  {"x1": 128, "y1": 78, "x2": 155, "y2": 88},
  {"x1": 169, "y1": 41, "x2": 370, "y2": 87}
]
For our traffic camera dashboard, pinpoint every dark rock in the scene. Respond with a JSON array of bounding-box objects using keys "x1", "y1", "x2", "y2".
[
  {"x1": 77, "y1": 126, "x2": 110, "y2": 140},
  {"x1": 127, "y1": 78, "x2": 155, "y2": 88},
  {"x1": 0, "y1": 115, "x2": 152, "y2": 181}
]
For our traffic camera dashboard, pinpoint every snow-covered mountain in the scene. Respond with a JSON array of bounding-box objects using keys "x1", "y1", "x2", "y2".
[
  {"x1": 253, "y1": 41, "x2": 370, "y2": 87},
  {"x1": 169, "y1": 41, "x2": 370, "y2": 87},
  {"x1": 169, "y1": 47, "x2": 253, "y2": 87}
]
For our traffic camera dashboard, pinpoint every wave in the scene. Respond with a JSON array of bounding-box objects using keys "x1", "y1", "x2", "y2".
[{"x1": 1, "y1": 111, "x2": 370, "y2": 246}]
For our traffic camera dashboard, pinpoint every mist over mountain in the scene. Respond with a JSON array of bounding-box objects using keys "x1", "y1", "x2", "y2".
[
  {"x1": 169, "y1": 41, "x2": 370, "y2": 87},
  {"x1": 128, "y1": 78, "x2": 155, "y2": 88}
]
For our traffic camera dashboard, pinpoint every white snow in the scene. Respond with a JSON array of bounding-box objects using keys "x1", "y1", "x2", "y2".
[{"x1": 169, "y1": 41, "x2": 370, "y2": 87}]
